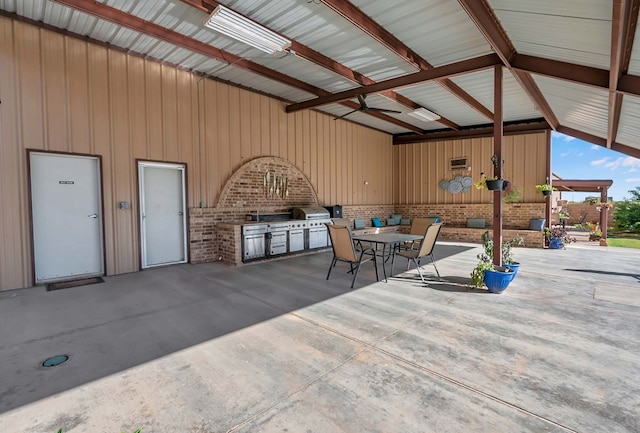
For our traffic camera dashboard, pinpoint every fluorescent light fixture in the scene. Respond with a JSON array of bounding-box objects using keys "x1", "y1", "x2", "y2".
[
  {"x1": 408, "y1": 107, "x2": 441, "y2": 122},
  {"x1": 204, "y1": 5, "x2": 291, "y2": 55}
]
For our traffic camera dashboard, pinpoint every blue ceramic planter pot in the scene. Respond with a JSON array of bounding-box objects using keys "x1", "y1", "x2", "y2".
[
  {"x1": 549, "y1": 237, "x2": 563, "y2": 249},
  {"x1": 504, "y1": 263, "x2": 520, "y2": 280},
  {"x1": 483, "y1": 267, "x2": 514, "y2": 294}
]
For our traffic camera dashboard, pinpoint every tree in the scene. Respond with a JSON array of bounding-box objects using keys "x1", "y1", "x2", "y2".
[
  {"x1": 628, "y1": 186, "x2": 640, "y2": 201},
  {"x1": 613, "y1": 187, "x2": 640, "y2": 233}
]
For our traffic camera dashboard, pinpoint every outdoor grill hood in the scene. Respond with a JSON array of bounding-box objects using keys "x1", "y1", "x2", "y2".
[{"x1": 292, "y1": 207, "x2": 330, "y2": 220}]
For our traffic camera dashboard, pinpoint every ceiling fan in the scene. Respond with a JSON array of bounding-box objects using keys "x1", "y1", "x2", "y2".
[{"x1": 333, "y1": 94, "x2": 401, "y2": 120}]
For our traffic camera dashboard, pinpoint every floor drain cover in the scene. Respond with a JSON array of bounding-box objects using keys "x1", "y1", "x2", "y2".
[{"x1": 42, "y1": 355, "x2": 69, "y2": 367}]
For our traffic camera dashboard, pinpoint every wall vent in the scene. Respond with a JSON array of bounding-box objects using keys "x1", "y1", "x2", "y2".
[{"x1": 450, "y1": 157, "x2": 467, "y2": 171}]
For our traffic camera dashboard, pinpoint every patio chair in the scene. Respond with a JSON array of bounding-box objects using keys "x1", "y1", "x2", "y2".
[
  {"x1": 392, "y1": 222, "x2": 444, "y2": 282},
  {"x1": 576, "y1": 211, "x2": 588, "y2": 231},
  {"x1": 326, "y1": 223, "x2": 378, "y2": 288},
  {"x1": 398, "y1": 217, "x2": 439, "y2": 251}
]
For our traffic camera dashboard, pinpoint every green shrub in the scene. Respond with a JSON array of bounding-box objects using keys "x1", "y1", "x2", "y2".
[{"x1": 614, "y1": 199, "x2": 640, "y2": 233}]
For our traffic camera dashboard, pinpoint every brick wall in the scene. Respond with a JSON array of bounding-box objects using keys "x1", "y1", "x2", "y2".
[
  {"x1": 439, "y1": 227, "x2": 544, "y2": 248},
  {"x1": 342, "y1": 205, "x2": 397, "y2": 227},
  {"x1": 217, "y1": 156, "x2": 318, "y2": 209},
  {"x1": 552, "y1": 202, "x2": 614, "y2": 227},
  {"x1": 377, "y1": 203, "x2": 545, "y2": 229},
  {"x1": 190, "y1": 156, "x2": 318, "y2": 264}
]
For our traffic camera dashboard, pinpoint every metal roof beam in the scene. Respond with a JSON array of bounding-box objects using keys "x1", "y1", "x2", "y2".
[
  {"x1": 286, "y1": 54, "x2": 501, "y2": 113},
  {"x1": 458, "y1": 0, "x2": 560, "y2": 131},
  {"x1": 512, "y1": 54, "x2": 610, "y2": 89},
  {"x1": 51, "y1": 0, "x2": 423, "y2": 133},
  {"x1": 321, "y1": 0, "x2": 493, "y2": 120},
  {"x1": 557, "y1": 125, "x2": 640, "y2": 159},
  {"x1": 392, "y1": 119, "x2": 549, "y2": 144},
  {"x1": 179, "y1": 0, "x2": 457, "y2": 130},
  {"x1": 608, "y1": 0, "x2": 639, "y2": 147},
  {"x1": 458, "y1": 0, "x2": 516, "y2": 65}
]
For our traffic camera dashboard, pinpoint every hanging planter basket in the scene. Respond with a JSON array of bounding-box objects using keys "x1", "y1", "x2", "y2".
[
  {"x1": 541, "y1": 190, "x2": 552, "y2": 197},
  {"x1": 485, "y1": 179, "x2": 505, "y2": 191}
]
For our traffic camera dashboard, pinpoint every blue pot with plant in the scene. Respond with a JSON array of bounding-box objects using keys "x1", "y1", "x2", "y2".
[
  {"x1": 470, "y1": 231, "x2": 523, "y2": 292},
  {"x1": 544, "y1": 227, "x2": 577, "y2": 249},
  {"x1": 483, "y1": 266, "x2": 515, "y2": 293},
  {"x1": 548, "y1": 237, "x2": 563, "y2": 249}
]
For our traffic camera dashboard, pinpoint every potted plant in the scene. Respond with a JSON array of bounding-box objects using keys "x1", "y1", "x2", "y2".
[
  {"x1": 544, "y1": 226, "x2": 577, "y2": 249},
  {"x1": 474, "y1": 173, "x2": 508, "y2": 191},
  {"x1": 595, "y1": 202, "x2": 614, "y2": 211},
  {"x1": 470, "y1": 231, "x2": 523, "y2": 293},
  {"x1": 536, "y1": 184, "x2": 556, "y2": 196}
]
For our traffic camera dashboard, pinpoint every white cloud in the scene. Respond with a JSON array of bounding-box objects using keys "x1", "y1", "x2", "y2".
[
  {"x1": 551, "y1": 131, "x2": 576, "y2": 142},
  {"x1": 590, "y1": 144, "x2": 599, "y2": 150},
  {"x1": 560, "y1": 152, "x2": 570, "y2": 157},
  {"x1": 626, "y1": 178, "x2": 640, "y2": 183},
  {"x1": 592, "y1": 156, "x2": 640, "y2": 171},
  {"x1": 577, "y1": 152, "x2": 584, "y2": 157}
]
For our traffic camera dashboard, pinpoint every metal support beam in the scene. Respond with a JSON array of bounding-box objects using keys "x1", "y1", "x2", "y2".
[
  {"x1": 493, "y1": 65, "x2": 503, "y2": 266},
  {"x1": 392, "y1": 119, "x2": 549, "y2": 144},
  {"x1": 600, "y1": 189, "x2": 610, "y2": 246},
  {"x1": 545, "y1": 131, "x2": 552, "y2": 236},
  {"x1": 286, "y1": 54, "x2": 501, "y2": 112}
]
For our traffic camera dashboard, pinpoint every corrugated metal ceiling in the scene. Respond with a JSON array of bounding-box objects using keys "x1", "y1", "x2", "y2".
[{"x1": 1, "y1": 0, "x2": 640, "y2": 154}]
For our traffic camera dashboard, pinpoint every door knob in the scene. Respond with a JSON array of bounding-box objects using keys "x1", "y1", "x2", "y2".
[
  {"x1": 178, "y1": 211, "x2": 184, "y2": 216},
  {"x1": 88, "y1": 214, "x2": 98, "y2": 218}
]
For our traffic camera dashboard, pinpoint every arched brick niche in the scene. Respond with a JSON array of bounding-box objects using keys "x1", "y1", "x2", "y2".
[{"x1": 217, "y1": 156, "x2": 318, "y2": 210}]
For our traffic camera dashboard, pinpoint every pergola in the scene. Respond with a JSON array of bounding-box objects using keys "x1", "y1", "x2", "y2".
[{"x1": 552, "y1": 179, "x2": 614, "y2": 244}]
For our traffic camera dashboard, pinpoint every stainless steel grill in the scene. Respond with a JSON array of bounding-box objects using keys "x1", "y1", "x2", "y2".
[
  {"x1": 292, "y1": 207, "x2": 330, "y2": 220},
  {"x1": 292, "y1": 207, "x2": 331, "y2": 249}
]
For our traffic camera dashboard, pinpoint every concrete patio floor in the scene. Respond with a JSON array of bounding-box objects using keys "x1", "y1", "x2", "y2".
[{"x1": 1, "y1": 240, "x2": 639, "y2": 432}]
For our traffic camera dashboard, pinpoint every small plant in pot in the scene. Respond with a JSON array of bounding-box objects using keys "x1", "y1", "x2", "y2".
[
  {"x1": 470, "y1": 231, "x2": 523, "y2": 293},
  {"x1": 535, "y1": 183, "x2": 556, "y2": 196},
  {"x1": 475, "y1": 172, "x2": 508, "y2": 191},
  {"x1": 544, "y1": 226, "x2": 577, "y2": 249}
]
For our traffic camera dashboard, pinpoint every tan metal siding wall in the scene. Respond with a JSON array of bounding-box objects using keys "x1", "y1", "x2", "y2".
[
  {"x1": 0, "y1": 16, "x2": 392, "y2": 291},
  {"x1": 393, "y1": 133, "x2": 548, "y2": 204}
]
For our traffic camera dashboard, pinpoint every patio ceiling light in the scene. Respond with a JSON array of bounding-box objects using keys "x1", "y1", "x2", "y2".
[
  {"x1": 204, "y1": 5, "x2": 291, "y2": 55},
  {"x1": 408, "y1": 107, "x2": 441, "y2": 122}
]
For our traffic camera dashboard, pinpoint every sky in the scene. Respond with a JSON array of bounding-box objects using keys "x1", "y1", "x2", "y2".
[{"x1": 551, "y1": 131, "x2": 640, "y2": 202}]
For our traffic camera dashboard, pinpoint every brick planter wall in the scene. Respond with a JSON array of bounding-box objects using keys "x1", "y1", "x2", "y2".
[
  {"x1": 342, "y1": 205, "x2": 397, "y2": 227},
  {"x1": 439, "y1": 227, "x2": 544, "y2": 248},
  {"x1": 343, "y1": 203, "x2": 546, "y2": 230}
]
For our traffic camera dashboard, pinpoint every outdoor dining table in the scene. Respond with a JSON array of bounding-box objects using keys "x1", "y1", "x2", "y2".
[{"x1": 351, "y1": 232, "x2": 424, "y2": 282}]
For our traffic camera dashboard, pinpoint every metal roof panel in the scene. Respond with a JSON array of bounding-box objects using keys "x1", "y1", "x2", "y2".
[
  {"x1": 534, "y1": 75, "x2": 609, "y2": 139},
  {"x1": 489, "y1": 0, "x2": 611, "y2": 69},
  {"x1": 350, "y1": 0, "x2": 494, "y2": 67},
  {"x1": 449, "y1": 68, "x2": 540, "y2": 122},
  {"x1": 617, "y1": 97, "x2": 640, "y2": 150},
  {"x1": 397, "y1": 82, "x2": 489, "y2": 127}
]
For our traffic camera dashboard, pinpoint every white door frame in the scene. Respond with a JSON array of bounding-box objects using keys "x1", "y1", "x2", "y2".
[
  {"x1": 138, "y1": 161, "x2": 188, "y2": 268},
  {"x1": 28, "y1": 150, "x2": 105, "y2": 283}
]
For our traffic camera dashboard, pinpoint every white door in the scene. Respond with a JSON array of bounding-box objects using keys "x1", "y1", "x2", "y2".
[
  {"x1": 139, "y1": 162, "x2": 187, "y2": 268},
  {"x1": 30, "y1": 152, "x2": 104, "y2": 283}
]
